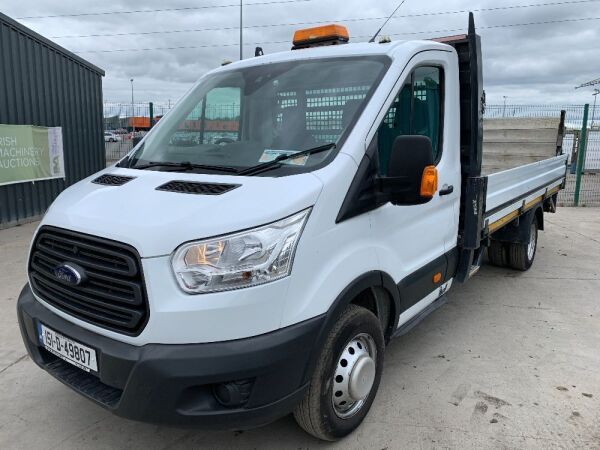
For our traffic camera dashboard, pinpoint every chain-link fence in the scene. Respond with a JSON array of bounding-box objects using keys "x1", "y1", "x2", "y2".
[
  {"x1": 103, "y1": 101, "x2": 600, "y2": 206},
  {"x1": 104, "y1": 102, "x2": 174, "y2": 163},
  {"x1": 103, "y1": 102, "x2": 242, "y2": 163},
  {"x1": 485, "y1": 104, "x2": 599, "y2": 207}
]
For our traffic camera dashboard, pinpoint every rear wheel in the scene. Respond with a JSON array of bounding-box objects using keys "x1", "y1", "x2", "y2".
[
  {"x1": 507, "y1": 219, "x2": 538, "y2": 271},
  {"x1": 293, "y1": 304, "x2": 384, "y2": 441},
  {"x1": 487, "y1": 240, "x2": 507, "y2": 267}
]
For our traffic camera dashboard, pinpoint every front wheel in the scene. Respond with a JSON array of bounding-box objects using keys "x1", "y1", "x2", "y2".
[
  {"x1": 293, "y1": 304, "x2": 384, "y2": 441},
  {"x1": 507, "y1": 218, "x2": 538, "y2": 270}
]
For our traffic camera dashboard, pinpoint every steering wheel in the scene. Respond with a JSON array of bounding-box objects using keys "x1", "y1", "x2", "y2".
[{"x1": 214, "y1": 138, "x2": 235, "y2": 146}]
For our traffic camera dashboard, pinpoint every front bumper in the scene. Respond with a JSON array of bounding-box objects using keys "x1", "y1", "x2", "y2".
[{"x1": 17, "y1": 284, "x2": 324, "y2": 429}]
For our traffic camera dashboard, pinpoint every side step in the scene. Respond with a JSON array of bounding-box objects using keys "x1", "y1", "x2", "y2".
[
  {"x1": 392, "y1": 294, "x2": 448, "y2": 339},
  {"x1": 469, "y1": 265, "x2": 480, "y2": 277},
  {"x1": 459, "y1": 245, "x2": 485, "y2": 282},
  {"x1": 468, "y1": 247, "x2": 485, "y2": 278}
]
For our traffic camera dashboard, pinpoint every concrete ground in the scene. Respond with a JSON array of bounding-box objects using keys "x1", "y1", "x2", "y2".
[{"x1": 1, "y1": 208, "x2": 599, "y2": 449}]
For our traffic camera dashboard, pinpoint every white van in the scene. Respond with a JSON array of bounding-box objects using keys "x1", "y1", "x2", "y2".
[{"x1": 18, "y1": 16, "x2": 567, "y2": 440}]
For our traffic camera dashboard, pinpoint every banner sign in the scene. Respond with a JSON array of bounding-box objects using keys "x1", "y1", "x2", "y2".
[{"x1": 0, "y1": 124, "x2": 65, "y2": 186}]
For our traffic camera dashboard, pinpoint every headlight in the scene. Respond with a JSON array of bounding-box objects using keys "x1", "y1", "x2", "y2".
[{"x1": 171, "y1": 208, "x2": 311, "y2": 294}]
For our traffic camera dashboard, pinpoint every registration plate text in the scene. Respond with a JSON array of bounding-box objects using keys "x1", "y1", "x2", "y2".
[{"x1": 38, "y1": 323, "x2": 98, "y2": 372}]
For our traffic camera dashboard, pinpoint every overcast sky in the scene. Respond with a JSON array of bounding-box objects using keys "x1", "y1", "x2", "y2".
[{"x1": 4, "y1": 0, "x2": 600, "y2": 105}]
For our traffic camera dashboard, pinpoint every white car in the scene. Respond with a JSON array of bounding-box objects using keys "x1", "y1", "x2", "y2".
[{"x1": 104, "y1": 131, "x2": 121, "y2": 142}]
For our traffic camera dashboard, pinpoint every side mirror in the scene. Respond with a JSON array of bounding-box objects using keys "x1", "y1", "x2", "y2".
[{"x1": 377, "y1": 135, "x2": 438, "y2": 205}]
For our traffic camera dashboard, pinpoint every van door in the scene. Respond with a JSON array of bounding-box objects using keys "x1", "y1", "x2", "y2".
[{"x1": 370, "y1": 51, "x2": 460, "y2": 321}]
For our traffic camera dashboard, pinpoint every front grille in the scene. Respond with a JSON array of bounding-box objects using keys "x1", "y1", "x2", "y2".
[
  {"x1": 29, "y1": 226, "x2": 149, "y2": 335},
  {"x1": 92, "y1": 174, "x2": 135, "y2": 186},
  {"x1": 156, "y1": 180, "x2": 240, "y2": 195}
]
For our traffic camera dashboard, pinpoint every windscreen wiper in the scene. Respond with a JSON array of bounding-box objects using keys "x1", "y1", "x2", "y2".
[
  {"x1": 131, "y1": 161, "x2": 240, "y2": 174},
  {"x1": 238, "y1": 142, "x2": 336, "y2": 176}
]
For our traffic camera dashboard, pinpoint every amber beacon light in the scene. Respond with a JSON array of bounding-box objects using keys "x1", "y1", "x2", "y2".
[{"x1": 292, "y1": 24, "x2": 350, "y2": 49}]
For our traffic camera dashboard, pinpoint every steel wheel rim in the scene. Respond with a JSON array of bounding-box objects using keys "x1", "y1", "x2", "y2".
[
  {"x1": 331, "y1": 333, "x2": 377, "y2": 419},
  {"x1": 527, "y1": 222, "x2": 536, "y2": 260}
]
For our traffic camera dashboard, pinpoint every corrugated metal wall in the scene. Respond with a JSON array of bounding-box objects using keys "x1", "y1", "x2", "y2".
[{"x1": 0, "y1": 12, "x2": 105, "y2": 227}]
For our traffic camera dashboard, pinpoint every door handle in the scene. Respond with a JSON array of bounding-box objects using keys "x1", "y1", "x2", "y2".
[{"x1": 439, "y1": 184, "x2": 454, "y2": 196}]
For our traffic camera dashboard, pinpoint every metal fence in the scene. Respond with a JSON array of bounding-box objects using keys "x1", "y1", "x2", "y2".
[
  {"x1": 104, "y1": 102, "x2": 173, "y2": 162},
  {"x1": 103, "y1": 102, "x2": 243, "y2": 162},
  {"x1": 103, "y1": 101, "x2": 600, "y2": 207},
  {"x1": 485, "y1": 104, "x2": 599, "y2": 207}
]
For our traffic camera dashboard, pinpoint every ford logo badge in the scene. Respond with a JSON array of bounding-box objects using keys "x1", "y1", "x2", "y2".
[{"x1": 53, "y1": 263, "x2": 86, "y2": 286}]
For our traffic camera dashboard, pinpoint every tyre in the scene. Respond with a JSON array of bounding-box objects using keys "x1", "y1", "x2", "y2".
[
  {"x1": 507, "y1": 218, "x2": 538, "y2": 271},
  {"x1": 293, "y1": 304, "x2": 384, "y2": 441},
  {"x1": 487, "y1": 240, "x2": 506, "y2": 267}
]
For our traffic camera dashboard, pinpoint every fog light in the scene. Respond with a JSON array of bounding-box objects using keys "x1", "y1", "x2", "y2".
[{"x1": 213, "y1": 379, "x2": 253, "y2": 407}]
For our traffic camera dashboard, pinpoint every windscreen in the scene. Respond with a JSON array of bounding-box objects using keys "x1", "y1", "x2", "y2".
[{"x1": 124, "y1": 56, "x2": 390, "y2": 175}]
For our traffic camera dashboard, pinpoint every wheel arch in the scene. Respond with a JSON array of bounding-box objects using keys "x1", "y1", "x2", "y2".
[
  {"x1": 490, "y1": 204, "x2": 543, "y2": 244},
  {"x1": 302, "y1": 271, "x2": 400, "y2": 384}
]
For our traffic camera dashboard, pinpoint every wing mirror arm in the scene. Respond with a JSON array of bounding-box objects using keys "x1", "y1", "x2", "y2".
[
  {"x1": 374, "y1": 175, "x2": 411, "y2": 193},
  {"x1": 373, "y1": 175, "x2": 412, "y2": 204}
]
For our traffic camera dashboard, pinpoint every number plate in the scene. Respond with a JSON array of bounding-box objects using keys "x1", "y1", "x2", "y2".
[{"x1": 38, "y1": 323, "x2": 98, "y2": 373}]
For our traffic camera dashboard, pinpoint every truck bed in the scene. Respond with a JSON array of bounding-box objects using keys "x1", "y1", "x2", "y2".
[
  {"x1": 481, "y1": 115, "x2": 567, "y2": 232},
  {"x1": 484, "y1": 154, "x2": 568, "y2": 232},
  {"x1": 481, "y1": 117, "x2": 562, "y2": 175}
]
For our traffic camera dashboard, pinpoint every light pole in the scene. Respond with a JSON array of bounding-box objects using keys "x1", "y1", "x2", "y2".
[
  {"x1": 130, "y1": 78, "x2": 135, "y2": 136},
  {"x1": 591, "y1": 89, "x2": 599, "y2": 129},
  {"x1": 239, "y1": 0, "x2": 243, "y2": 60},
  {"x1": 502, "y1": 95, "x2": 508, "y2": 117}
]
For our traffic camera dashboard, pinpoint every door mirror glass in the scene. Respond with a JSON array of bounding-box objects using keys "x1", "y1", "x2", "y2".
[{"x1": 379, "y1": 135, "x2": 437, "y2": 205}]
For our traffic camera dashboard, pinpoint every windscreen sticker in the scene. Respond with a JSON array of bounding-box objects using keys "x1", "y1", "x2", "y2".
[{"x1": 259, "y1": 149, "x2": 308, "y2": 166}]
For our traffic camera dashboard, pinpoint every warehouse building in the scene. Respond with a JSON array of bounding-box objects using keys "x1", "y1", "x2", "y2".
[{"x1": 0, "y1": 12, "x2": 105, "y2": 228}]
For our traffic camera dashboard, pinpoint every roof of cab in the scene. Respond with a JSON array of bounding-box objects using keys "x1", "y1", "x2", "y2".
[{"x1": 210, "y1": 39, "x2": 453, "y2": 74}]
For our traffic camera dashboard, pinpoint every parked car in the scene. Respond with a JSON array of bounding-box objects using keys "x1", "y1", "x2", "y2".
[
  {"x1": 17, "y1": 16, "x2": 567, "y2": 441},
  {"x1": 103, "y1": 131, "x2": 121, "y2": 142}
]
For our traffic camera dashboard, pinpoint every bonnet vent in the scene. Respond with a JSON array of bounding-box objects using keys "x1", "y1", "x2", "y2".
[
  {"x1": 92, "y1": 174, "x2": 135, "y2": 186},
  {"x1": 156, "y1": 180, "x2": 240, "y2": 195}
]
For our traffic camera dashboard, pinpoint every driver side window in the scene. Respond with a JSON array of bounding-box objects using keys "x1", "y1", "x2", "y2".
[{"x1": 376, "y1": 66, "x2": 443, "y2": 175}]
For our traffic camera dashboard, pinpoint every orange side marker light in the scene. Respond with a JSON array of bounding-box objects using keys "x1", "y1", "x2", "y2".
[{"x1": 420, "y1": 165, "x2": 438, "y2": 198}]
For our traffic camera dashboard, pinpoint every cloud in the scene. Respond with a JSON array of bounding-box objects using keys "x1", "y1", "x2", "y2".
[{"x1": 6, "y1": 0, "x2": 600, "y2": 104}]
